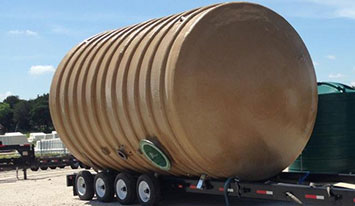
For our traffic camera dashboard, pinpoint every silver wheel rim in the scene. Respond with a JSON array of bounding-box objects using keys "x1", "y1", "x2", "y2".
[
  {"x1": 116, "y1": 179, "x2": 128, "y2": 200},
  {"x1": 77, "y1": 176, "x2": 86, "y2": 196},
  {"x1": 95, "y1": 177, "x2": 106, "y2": 198},
  {"x1": 138, "y1": 181, "x2": 151, "y2": 203}
]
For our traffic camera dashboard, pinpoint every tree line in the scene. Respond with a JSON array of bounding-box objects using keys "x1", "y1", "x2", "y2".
[{"x1": 0, "y1": 94, "x2": 54, "y2": 134}]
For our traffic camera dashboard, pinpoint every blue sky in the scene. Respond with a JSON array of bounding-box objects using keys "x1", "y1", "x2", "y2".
[{"x1": 0, "y1": 0, "x2": 354, "y2": 100}]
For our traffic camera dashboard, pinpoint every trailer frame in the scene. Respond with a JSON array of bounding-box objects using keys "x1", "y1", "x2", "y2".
[
  {"x1": 0, "y1": 144, "x2": 83, "y2": 179},
  {"x1": 66, "y1": 170, "x2": 355, "y2": 205}
]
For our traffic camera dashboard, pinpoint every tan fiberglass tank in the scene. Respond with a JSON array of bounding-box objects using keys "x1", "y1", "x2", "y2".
[{"x1": 49, "y1": 2, "x2": 317, "y2": 181}]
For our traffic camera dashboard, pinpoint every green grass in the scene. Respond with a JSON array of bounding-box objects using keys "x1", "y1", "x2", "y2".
[
  {"x1": 35, "y1": 153, "x2": 69, "y2": 158},
  {"x1": 0, "y1": 153, "x2": 21, "y2": 159},
  {"x1": 0, "y1": 152, "x2": 70, "y2": 159}
]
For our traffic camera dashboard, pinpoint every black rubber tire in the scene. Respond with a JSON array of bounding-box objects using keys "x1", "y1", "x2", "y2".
[
  {"x1": 50, "y1": 166, "x2": 56, "y2": 169},
  {"x1": 75, "y1": 170, "x2": 94, "y2": 200},
  {"x1": 40, "y1": 166, "x2": 48, "y2": 170},
  {"x1": 114, "y1": 172, "x2": 137, "y2": 204},
  {"x1": 59, "y1": 165, "x2": 65, "y2": 169},
  {"x1": 30, "y1": 166, "x2": 39, "y2": 171},
  {"x1": 94, "y1": 172, "x2": 114, "y2": 202},
  {"x1": 79, "y1": 162, "x2": 91, "y2": 170},
  {"x1": 70, "y1": 162, "x2": 79, "y2": 169},
  {"x1": 136, "y1": 174, "x2": 161, "y2": 206}
]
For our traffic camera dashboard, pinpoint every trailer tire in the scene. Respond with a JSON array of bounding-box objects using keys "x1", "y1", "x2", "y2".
[
  {"x1": 79, "y1": 162, "x2": 91, "y2": 169},
  {"x1": 137, "y1": 174, "x2": 160, "y2": 206},
  {"x1": 115, "y1": 172, "x2": 137, "y2": 204},
  {"x1": 76, "y1": 170, "x2": 94, "y2": 200},
  {"x1": 59, "y1": 165, "x2": 65, "y2": 169},
  {"x1": 70, "y1": 162, "x2": 79, "y2": 169},
  {"x1": 94, "y1": 172, "x2": 114, "y2": 202},
  {"x1": 40, "y1": 166, "x2": 48, "y2": 170},
  {"x1": 50, "y1": 166, "x2": 56, "y2": 169}
]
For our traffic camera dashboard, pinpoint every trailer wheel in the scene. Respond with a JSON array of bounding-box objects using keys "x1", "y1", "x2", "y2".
[
  {"x1": 70, "y1": 162, "x2": 79, "y2": 169},
  {"x1": 79, "y1": 162, "x2": 91, "y2": 169},
  {"x1": 76, "y1": 170, "x2": 94, "y2": 200},
  {"x1": 94, "y1": 172, "x2": 114, "y2": 202},
  {"x1": 59, "y1": 165, "x2": 65, "y2": 169},
  {"x1": 115, "y1": 172, "x2": 137, "y2": 204},
  {"x1": 50, "y1": 166, "x2": 57, "y2": 169},
  {"x1": 30, "y1": 166, "x2": 39, "y2": 171},
  {"x1": 40, "y1": 166, "x2": 48, "y2": 170},
  {"x1": 137, "y1": 174, "x2": 160, "y2": 206}
]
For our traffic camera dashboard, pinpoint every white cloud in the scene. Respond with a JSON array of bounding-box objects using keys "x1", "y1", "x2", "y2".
[
  {"x1": 0, "y1": 91, "x2": 12, "y2": 101},
  {"x1": 328, "y1": 73, "x2": 344, "y2": 78},
  {"x1": 351, "y1": 82, "x2": 355, "y2": 87},
  {"x1": 305, "y1": 0, "x2": 355, "y2": 19},
  {"x1": 337, "y1": 8, "x2": 355, "y2": 19},
  {"x1": 326, "y1": 55, "x2": 336, "y2": 60},
  {"x1": 313, "y1": 61, "x2": 319, "y2": 66},
  {"x1": 29, "y1": 65, "x2": 55, "y2": 75},
  {"x1": 25, "y1": 30, "x2": 38, "y2": 36},
  {"x1": 8, "y1": 30, "x2": 22, "y2": 35},
  {"x1": 51, "y1": 25, "x2": 70, "y2": 35},
  {"x1": 8, "y1": 29, "x2": 38, "y2": 36}
]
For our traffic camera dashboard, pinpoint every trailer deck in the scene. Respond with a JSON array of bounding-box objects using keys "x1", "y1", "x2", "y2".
[
  {"x1": 0, "y1": 144, "x2": 85, "y2": 179},
  {"x1": 66, "y1": 170, "x2": 355, "y2": 206}
]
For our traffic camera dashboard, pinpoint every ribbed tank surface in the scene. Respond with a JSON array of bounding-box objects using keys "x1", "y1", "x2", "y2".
[{"x1": 49, "y1": 2, "x2": 317, "y2": 180}]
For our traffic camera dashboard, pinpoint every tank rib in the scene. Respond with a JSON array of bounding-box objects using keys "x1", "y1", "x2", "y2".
[{"x1": 67, "y1": 31, "x2": 116, "y2": 167}]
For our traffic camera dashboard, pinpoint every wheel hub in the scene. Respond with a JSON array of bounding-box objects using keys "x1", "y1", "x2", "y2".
[
  {"x1": 138, "y1": 181, "x2": 151, "y2": 202},
  {"x1": 116, "y1": 179, "x2": 128, "y2": 200},
  {"x1": 95, "y1": 178, "x2": 106, "y2": 198},
  {"x1": 77, "y1": 176, "x2": 87, "y2": 196}
]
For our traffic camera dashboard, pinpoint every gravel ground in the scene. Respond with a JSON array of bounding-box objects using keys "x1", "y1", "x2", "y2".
[{"x1": 0, "y1": 168, "x2": 298, "y2": 206}]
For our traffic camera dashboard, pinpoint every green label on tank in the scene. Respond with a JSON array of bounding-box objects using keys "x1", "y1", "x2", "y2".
[{"x1": 140, "y1": 140, "x2": 171, "y2": 171}]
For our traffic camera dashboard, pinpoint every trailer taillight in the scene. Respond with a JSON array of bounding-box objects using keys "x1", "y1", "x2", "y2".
[
  {"x1": 256, "y1": 190, "x2": 273, "y2": 195},
  {"x1": 189, "y1": 185, "x2": 197, "y2": 189},
  {"x1": 305, "y1": 194, "x2": 324, "y2": 200}
]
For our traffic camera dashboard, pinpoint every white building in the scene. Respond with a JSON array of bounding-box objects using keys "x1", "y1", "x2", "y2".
[
  {"x1": 28, "y1": 131, "x2": 60, "y2": 143},
  {"x1": 0, "y1": 132, "x2": 29, "y2": 145},
  {"x1": 35, "y1": 138, "x2": 68, "y2": 155},
  {"x1": 28, "y1": 132, "x2": 46, "y2": 143},
  {"x1": 51, "y1": 131, "x2": 59, "y2": 139}
]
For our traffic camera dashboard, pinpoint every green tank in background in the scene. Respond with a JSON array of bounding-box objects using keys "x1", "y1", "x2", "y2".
[{"x1": 289, "y1": 82, "x2": 355, "y2": 173}]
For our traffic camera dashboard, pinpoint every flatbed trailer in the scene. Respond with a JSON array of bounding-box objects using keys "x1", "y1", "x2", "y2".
[
  {"x1": 0, "y1": 144, "x2": 88, "y2": 179},
  {"x1": 65, "y1": 169, "x2": 355, "y2": 206}
]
